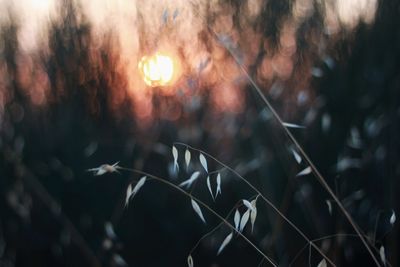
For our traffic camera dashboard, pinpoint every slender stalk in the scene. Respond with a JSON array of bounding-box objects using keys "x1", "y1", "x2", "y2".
[
  {"x1": 188, "y1": 198, "x2": 249, "y2": 255},
  {"x1": 206, "y1": 28, "x2": 381, "y2": 266},
  {"x1": 173, "y1": 142, "x2": 336, "y2": 267},
  {"x1": 118, "y1": 167, "x2": 278, "y2": 267},
  {"x1": 182, "y1": 3, "x2": 377, "y2": 264}
]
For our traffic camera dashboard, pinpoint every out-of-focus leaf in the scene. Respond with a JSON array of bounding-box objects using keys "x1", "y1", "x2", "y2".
[
  {"x1": 191, "y1": 199, "x2": 206, "y2": 224},
  {"x1": 234, "y1": 209, "x2": 240, "y2": 232},
  {"x1": 390, "y1": 210, "x2": 396, "y2": 225},
  {"x1": 215, "y1": 173, "x2": 221, "y2": 198},
  {"x1": 131, "y1": 176, "x2": 147, "y2": 199},
  {"x1": 283, "y1": 122, "x2": 306, "y2": 129},
  {"x1": 296, "y1": 166, "x2": 312, "y2": 177},
  {"x1": 250, "y1": 199, "x2": 257, "y2": 233},
  {"x1": 317, "y1": 259, "x2": 327, "y2": 267},
  {"x1": 206, "y1": 176, "x2": 214, "y2": 200},
  {"x1": 291, "y1": 148, "x2": 302, "y2": 164},
  {"x1": 199, "y1": 153, "x2": 208, "y2": 172},
  {"x1": 217, "y1": 232, "x2": 233, "y2": 255},
  {"x1": 172, "y1": 146, "x2": 179, "y2": 173},
  {"x1": 243, "y1": 199, "x2": 255, "y2": 212},
  {"x1": 239, "y1": 209, "x2": 250, "y2": 232},
  {"x1": 379, "y1": 246, "x2": 386, "y2": 266},
  {"x1": 187, "y1": 255, "x2": 193, "y2": 267},
  {"x1": 185, "y1": 149, "x2": 191, "y2": 169},
  {"x1": 179, "y1": 172, "x2": 200, "y2": 189}
]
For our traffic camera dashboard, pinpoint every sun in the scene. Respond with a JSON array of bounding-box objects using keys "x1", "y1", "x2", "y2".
[{"x1": 138, "y1": 53, "x2": 175, "y2": 87}]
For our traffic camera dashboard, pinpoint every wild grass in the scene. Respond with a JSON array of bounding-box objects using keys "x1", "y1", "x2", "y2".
[
  {"x1": 1, "y1": 1, "x2": 395, "y2": 266},
  {"x1": 85, "y1": 23, "x2": 388, "y2": 267},
  {"x1": 215, "y1": 37, "x2": 382, "y2": 266},
  {"x1": 87, "y1": 23, "x2": 388, "y2": 267},
  {"x1": 89, "y1": 135, "x2": 387, "y2": 266}
]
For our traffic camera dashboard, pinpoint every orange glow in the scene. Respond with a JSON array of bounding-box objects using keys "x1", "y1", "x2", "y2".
[{"x1": 138, "y1": 53, "x2": 175, "y2": 87}]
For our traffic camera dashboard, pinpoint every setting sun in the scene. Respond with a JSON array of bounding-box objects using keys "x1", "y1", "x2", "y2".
[{"x1": 138, "y1": 53, "x2": 175, "y2": 87}]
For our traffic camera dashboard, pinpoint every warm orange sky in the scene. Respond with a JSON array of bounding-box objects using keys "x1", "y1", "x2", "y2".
[{"x1": 0, "y1": 0, "x2": 378, "y2": 122}]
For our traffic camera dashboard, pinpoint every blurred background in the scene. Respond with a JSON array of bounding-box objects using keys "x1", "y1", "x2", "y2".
[{"x1": 0, "y1": 0, "x2": 399, "y2": 266}]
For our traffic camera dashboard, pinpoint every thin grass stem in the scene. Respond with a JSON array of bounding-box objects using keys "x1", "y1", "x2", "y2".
[
  {"x1": 173, "y1": 142, "x2": 336, "y2": 267},
  {"x1": 118, "y1": 167, "x2": 278, "y2": 266}
]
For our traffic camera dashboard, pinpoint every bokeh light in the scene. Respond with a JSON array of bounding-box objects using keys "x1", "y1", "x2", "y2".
[{"x1": 138, "y1": 53, "x2": 175, "y2": 87}]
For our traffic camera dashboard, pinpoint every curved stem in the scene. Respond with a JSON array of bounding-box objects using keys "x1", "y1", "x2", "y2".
[
  {"x1": 189, "y1": 194, "x2": 258, "y2": 255},
  {"x1": 187, "y1": 16, "x2": 381, "y2": 265},
  {"x1": 118, "y1": 167, "x2": 278, "y2": 267},
  {"x1": 189, "y1": 199, "x2": 238, "y2": 255},
  {"x1": 173, "y1": 142, "x2": 336, "y2": 267},
  {"x1": 214, "y1": 34, "x2": 381, "y2": 267}
]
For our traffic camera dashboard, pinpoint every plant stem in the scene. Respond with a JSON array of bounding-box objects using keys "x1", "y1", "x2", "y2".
[
  {"x1": 118, "y1": 167, "x2": 278, "y2": 267},
  {"x1": 207, "y1": 28, "x2": 382, "y2": 267},
  {"x1": 174, "y1": 142, "x2": 336, "y2": 267}
]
